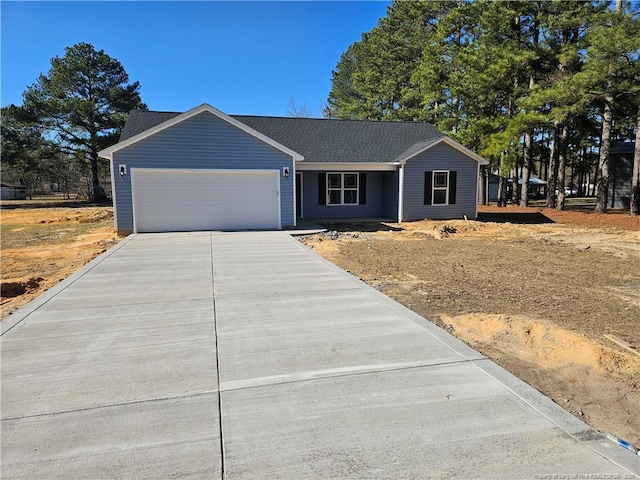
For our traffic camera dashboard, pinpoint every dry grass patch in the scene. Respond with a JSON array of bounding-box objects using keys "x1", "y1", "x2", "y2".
[{"x1": 1, "y1": 205, "x2": 119, "y2": 317}]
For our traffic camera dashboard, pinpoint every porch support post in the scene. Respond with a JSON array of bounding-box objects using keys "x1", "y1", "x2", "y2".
[
  {"x1": 292, "y1": 162, "x2": 297, "y2": 227},
  {"x1": 398, "y1": 164, "x2": 404, "y2": 223}
]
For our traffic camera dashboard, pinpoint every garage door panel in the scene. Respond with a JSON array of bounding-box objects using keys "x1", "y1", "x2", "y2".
[{"x1": 132, "y1": 169, "x2": 280, "y2": 232}]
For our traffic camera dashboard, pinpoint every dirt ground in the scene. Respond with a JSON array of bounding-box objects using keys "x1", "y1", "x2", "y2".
[
  {"x1": 2, "y1": 201, "x2": 639, "y2": 448},
  {"x1": 299, "y1": 206, "x2": 640, "y2": 447},
  {"x1": 1, "y1": 202, "x2": 120, "y2": 318}
]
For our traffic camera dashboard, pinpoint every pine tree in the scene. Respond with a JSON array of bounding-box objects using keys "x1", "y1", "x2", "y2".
[{"x1": 22, "y1": 43, "x2": 146, "y2": 201}]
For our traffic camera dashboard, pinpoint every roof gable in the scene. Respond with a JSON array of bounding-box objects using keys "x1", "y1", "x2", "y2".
[
  {"x1": 99, "y1": 104, "x2": 303, "y2": 161},
  {"x1": 398, "y1": 137, "x2": 489, "y2": 165}
]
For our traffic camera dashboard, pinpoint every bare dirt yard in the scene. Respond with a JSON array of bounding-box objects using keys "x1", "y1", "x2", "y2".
[
  {"x1": 1, "y1": 201, "x2": 120, "y2": 318},
  {"x1": 299, "y1": 205, "x2": 640, "y2": 447}
]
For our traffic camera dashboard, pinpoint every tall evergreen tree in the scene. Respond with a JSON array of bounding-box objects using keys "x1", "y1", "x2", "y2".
[
  {"x1": 326, "y1": 0, "x2": 639, "y2": 214},
  {"x1": 22, "y1": 43, "x2": 146, "y2": 201},
  {"x1": 325, "y1": 1, "x2": 457, "y2": 121}
]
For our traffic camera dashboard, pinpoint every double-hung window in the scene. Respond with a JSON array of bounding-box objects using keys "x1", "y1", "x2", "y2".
[
  {"x1": 327, "y1": 173, "x2": 359, "y2": 205},
  {"x1": 432, "y1": 171, "x2": 449, "y2": 205},
  {"x1": 424, "y1": 170, "x2": 457, "y2": 206}
]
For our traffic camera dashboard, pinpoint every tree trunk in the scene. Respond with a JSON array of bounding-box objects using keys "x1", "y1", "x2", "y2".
[
  {"x1": 580, "y1": 146, "x2": 588, "y2": 196},
  {"x1": 631, "y1": 106, "x2": 640, "y2": 215},
  {"x1": 89, "y1": 144, "x2": 106, "y2": 202},
  {"x1": 569, "y1": 160, "x2": 575, "y2": 195},
  {"x1": 479, "y1": 165, "x2": 487, "y2": 206},
  {"x1": 546, "y1": 123, "x2": 560, "y2": 208},
  {"x1": 520, "y1": 129, "x2": 533, "y2": 207},
  {"x1": 595, "y1": 98, "x2": 613, "y2": 213},
  {"x1": 497, "y1": 176, "x2": 508, "y2": 207},
  {"x1": 520, "y1": 41, "x2": 537, "y2": 208},
  {"x1": 556, "y1": 123, "x2": 569, "y2": 211},
  {"x1": 511, "y1": 164, "x2": 519, "y2": 204},
  {"x1": 542, "y1": 129, "x2": 549, "y2": 182},
  {"x1": 90, "y1": 155, "x2": 103, "y2": 202}
]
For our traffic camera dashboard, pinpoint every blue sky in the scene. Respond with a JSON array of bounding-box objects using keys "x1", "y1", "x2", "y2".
[{"x1": 1, "y1": 1, "x2": 390, "y2": 117}]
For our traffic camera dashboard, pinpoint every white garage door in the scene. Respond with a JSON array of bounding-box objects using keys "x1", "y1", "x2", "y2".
[{"x1": 131, "y1": 168, "x2": 281, "y2": 232}]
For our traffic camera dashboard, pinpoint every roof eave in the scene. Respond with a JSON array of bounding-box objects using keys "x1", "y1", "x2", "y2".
[
  {"x1": 98, "y1": 103, "x2": 304, "y2": 161},
  {"x1": 296, "y1": 161, "x2": 397, "y2": 171}
]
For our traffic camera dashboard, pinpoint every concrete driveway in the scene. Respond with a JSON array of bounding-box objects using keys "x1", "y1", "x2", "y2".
[{"x1": 1, "y1": 232, "x2": 638, "y2": 479}]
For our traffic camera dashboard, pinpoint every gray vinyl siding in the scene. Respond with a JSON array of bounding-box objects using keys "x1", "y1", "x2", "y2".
[
  {"x1": 382, "y1": 171, "x2": 399, "y2": 219},
  {"x1": 302, "y1": 171, "x2": 385, "y2": 219},
  {"x1": 112, "y1": 112, "x2": 295, "y2": 233},
  {"x1": 402, "y1": 142, "x2": 478, "y2": 220}
]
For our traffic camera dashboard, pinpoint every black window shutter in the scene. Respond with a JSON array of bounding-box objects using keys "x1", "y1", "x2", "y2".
[
  {"x1": 449, "y1": 171, "x2": 457, "y2": 205},
  {"x1": 359, "y1": 173, "x2": 367, "y2": 205},
  {"x1": 424, "y1": 171, "x2": 432, "y2": 205},
  {"x1": 318, "y1": 173, "x2": 326, "y2": 205}
]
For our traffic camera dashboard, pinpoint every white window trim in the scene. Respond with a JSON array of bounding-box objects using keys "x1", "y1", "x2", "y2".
[
  {"x1": 327, "y1": 172, "x2": 359, "y2": 206},
  {"x1": 432, "y1": 170, "x2": 450, "y2": 206}
]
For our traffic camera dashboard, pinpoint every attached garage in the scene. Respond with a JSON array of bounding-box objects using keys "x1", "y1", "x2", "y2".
[
  {"x1": 131, "y1": 169, "x2": 281, "y2": 233},
  {"x1": 99, "y1": 104, "x2": 302, "y2": 234}
]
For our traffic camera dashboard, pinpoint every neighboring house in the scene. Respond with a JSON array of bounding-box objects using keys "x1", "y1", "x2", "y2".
[
  {"x1": 1, "y1": 183, "x2": 27, "y2": 200},
  {"x1": 485, "y1": 174, "x2": 547, "y2": 203},
  {"x1": 608, "y1": 142, "x2": 635, "y2": 210},
  {"x1": 99, "y1": 103, "x2": 489, "y2": 234}
]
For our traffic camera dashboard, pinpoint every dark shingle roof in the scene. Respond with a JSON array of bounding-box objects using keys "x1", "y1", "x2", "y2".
[
  {"x1": 120, "y1": 111, "x2": 180, "y2": 140},
  {"x1": 120, "y1": 109, "x2": 444, "y2": 163}
]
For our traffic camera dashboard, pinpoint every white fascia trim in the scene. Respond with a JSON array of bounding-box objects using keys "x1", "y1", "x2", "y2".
[
  {"x1": 398, "y1": 164, "x2": 404, "y2": 223},
  {"x1": 296, "y1": 162, "x2": 397, "y2": 171},
  {"x1": 109, "y1": 159, "x2": 119, "y2": 232},
  {"x1": 98, "y1": 103, "x2": 304, "y2": 162},
  {"x1": 292, "y1": 163, "x2": 297, "y2": 226},
  {"x1": 399, "y1": 137, "x2": 489, "y2": 166},
  {"x1": 475, "y1": 161, "x2": 480, "y2": 219}
]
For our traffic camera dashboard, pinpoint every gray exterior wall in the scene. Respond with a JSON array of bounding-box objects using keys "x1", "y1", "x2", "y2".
[
  {"x1": 112, "y1": 112, "x2": 295, "y2": 233},
  {"x1": 302, "y1": 171, "x2": 388, "y2": 219},
  {"x1": 402, "y1": 142, "x2": 479, "y2": 220}
]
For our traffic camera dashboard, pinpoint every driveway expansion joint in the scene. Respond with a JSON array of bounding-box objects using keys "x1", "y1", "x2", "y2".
[
  {"x1": 219, "y1": 358, "x2": 484, "y2": 393},
  {"x1": 1, "y1": 390, "x2": 219, "y2": 422},
  {"x1": 210, "y1": 234, "x2": 226, "y2": 478}
]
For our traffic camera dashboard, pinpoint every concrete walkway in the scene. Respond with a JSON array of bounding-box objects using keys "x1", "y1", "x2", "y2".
[{"x1": 1, "y1": 232, "x2": 638, "y2": 479}]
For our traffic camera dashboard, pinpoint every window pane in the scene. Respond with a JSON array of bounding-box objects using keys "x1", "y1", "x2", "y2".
[
  {"x1": 434, "y1": 172, "x2": 448, "y2": 187},
  {"x1": 433, "y1": 189, "x2": 447, "y2": 204},
  {"x1": 344, "y1": 174, "x2": 358, "y2": 188},
  {"x1": 328, "y1": 174, "x2": 342, "y2": 188},
  {"x1": 328, "y1": 190, "x2": 341, "y2": 204},
  {"x1": 344, "y1": 189, "x2": 358, "y2": 204}
]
